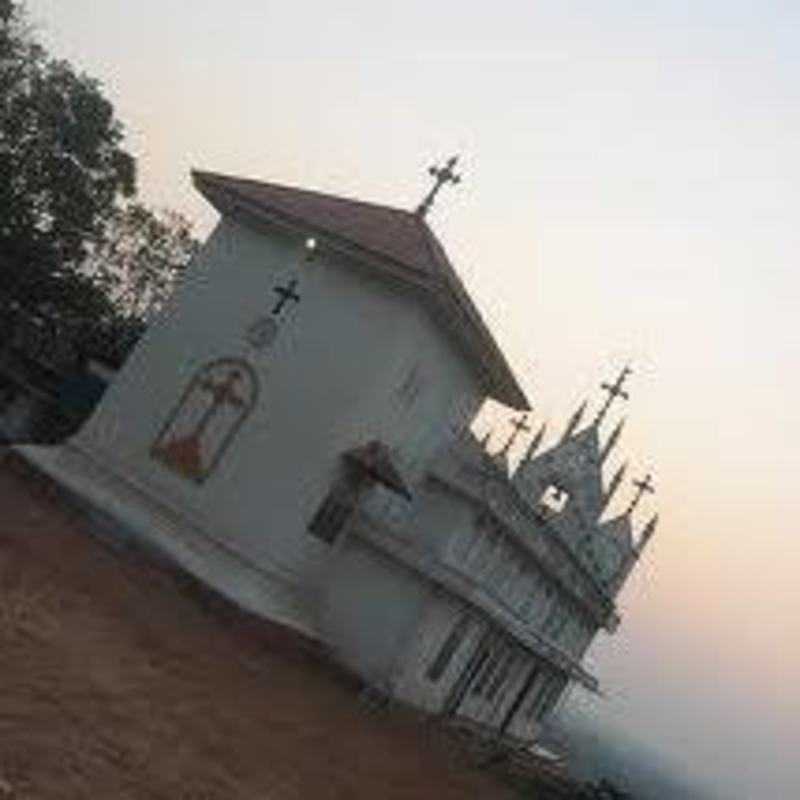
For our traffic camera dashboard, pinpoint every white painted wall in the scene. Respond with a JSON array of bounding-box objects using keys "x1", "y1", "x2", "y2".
[
  {"x1": 392, "y1": 592, "x2": 486, "y2": 713},
  {"x1": 390, "y1": 587, "x2": 550, "y2": 739},
  {"x1": 70, "y1": 215, "x2": 483, "y2": 632},
  {"x1": 319, "y1": 538, "x2": 429, "y2": 687},
  {"x1": 409, "y1": 482, "x2": 561, "y2": 634}
]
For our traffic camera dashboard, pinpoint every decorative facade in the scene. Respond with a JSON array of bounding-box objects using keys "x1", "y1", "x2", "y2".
[
  {"x1": 350, "y1": 393, "x2": 658, "y2": 739},
  {"x1": 15, "y1": 165, "x2": 658, "y2": 745}
]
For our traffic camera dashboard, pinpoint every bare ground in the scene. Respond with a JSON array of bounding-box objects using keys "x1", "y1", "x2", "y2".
[{"x1": 0, "y1": 451, "x2": 514, "y2": 800}]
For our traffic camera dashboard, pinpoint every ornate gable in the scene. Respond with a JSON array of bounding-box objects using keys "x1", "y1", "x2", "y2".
[{"x1": 514, "y1": 425, "x2": 605, "y2": 526}]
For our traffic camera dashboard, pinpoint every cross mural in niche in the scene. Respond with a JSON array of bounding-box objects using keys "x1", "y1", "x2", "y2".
[
  {"x1": 272, "y1": 277, "x2": 301, "y2": 316},
  {"x1": 151, "y1": 358, "x2": 258, "y2": 484}
]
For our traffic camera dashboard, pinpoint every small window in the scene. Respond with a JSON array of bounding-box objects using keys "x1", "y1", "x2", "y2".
[
  {"x1": 308, "y1": 491, "x2": 353, "y2": 544},
  {"x1": 485, "y1": 652, "x2": 517, "y2": 702},
  {"x1": 427, "y1": 615, "x2": 471, "y2": 682},
  {"x1": 472, "y1": 648, "x2": 503, "y2": 696},
  {"x1": 538, "y1": 483, "x2": 570, "y2": 516}
]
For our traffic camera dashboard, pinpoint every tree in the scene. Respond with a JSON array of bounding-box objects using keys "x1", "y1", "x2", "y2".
[
  {"x1": 0, "y1": 1, "x2": 135, "y2": 314},
  {"x1": 0, "y1": 1, "x2": 202, "y2": 367},
  {"x1": 82, "y1": 203, "x2": 200, "y2": 323}
]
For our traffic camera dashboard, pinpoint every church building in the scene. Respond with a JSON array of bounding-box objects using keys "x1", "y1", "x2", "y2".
[{"x1": 16, "y1": 160, "x2": 658, "y2": 742}]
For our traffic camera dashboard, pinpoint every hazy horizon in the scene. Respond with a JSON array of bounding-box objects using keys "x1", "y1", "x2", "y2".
[{"x1": 26, "y1": 2, "x2": 800, "y2": 797}]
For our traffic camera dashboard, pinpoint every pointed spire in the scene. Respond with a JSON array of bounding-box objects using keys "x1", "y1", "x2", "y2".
[
  {"x1": 601, "y1": 460, "x2": 628, "y2": 513},
  {"x1": 594, "y1": 365, "x2": 632, "y2": 428},
  {"x1": 521, "y1": 422, "x2": 547, "y2": 464},
  {"x1": 599, "y1": 417, "x2": 626, "y2": 465},
  {"x1": 637, "y1": 513, "x2": 659, "y2": 553},
  {"x1": 561, "y1": 400, "x2": 588, "y2": 442}
]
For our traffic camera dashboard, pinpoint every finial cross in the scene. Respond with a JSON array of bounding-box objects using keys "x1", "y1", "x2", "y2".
[
  {"x1": 272, "y1": 277, "x2": 301, "y2": 316},
  {"x1": 416, "y1": 155, "x2": 461, "y2": 217},
  {"x1": 595, "y1": 365, "x2": 632, "y2": 427},
  {"x1": 626, "y1": 472, "x2": 655, "y2": 515},
  {"x1": 500, "y1": 414, "x2": 531, "y2": 456}
]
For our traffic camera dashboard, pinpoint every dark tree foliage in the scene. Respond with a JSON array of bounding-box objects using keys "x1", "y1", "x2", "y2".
[
  {"x1": 0, "y1": 1, "x2": 135, "y2": 316},
  {"x1": 0, "y1": 2, "x2": 200, "y2": 369},
  {"x1": 82, "y1": 203, "x2": 200, "y2": 324}
]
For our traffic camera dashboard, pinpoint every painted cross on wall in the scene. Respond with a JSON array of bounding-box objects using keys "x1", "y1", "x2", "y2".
[
  {"x1": 151, "y1": 253, "x2": 310, "y2": 483},
  {"x1": 150, "y1": 358, "x2": 258, "y2": 483}
]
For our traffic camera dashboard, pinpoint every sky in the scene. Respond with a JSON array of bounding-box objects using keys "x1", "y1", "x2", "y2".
[{"x1": 25, "y1": 2, "x2": 800, "y2": 797}]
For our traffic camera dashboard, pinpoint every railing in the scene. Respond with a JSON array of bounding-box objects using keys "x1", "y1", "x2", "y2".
[
  {"x1": 352, "y1": 507, "x2": 600, "y2": 693},
  {"x1": 427, "y1": 444, "x2": 620, "y2": 631}
]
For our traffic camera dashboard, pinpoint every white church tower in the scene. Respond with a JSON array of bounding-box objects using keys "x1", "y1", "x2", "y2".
[
  {"x1": 17, "y1": 162, "x2": 658, "y2": 745},
  {"x1": 20, "y1": 160, "x2": 526, "y2": 628}
]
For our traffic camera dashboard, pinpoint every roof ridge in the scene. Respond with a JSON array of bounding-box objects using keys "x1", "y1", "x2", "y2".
[
  {"x1": 192, "y1": 169, "x2": 415, "y2": 219},
  {"x1": 414, "y1": 216, "x2": 454, "y2": 289}
]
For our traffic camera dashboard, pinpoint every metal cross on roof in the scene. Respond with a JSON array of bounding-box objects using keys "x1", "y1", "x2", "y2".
[
  {"x1": 416, "y1": 155, "x2": 461, "y2": 218},
  {"x1": 499, "y1": 414, "x2": 531, "y2": 456},
  {"x1": 594, "y1": 365, "x2": 632, "y2": 427},
  {"x1": 626, "y1": 472, "x2": 655, "y2": 516}
]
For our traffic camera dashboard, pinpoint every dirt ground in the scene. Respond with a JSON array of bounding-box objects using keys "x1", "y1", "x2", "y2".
[{"x1": 0, "y1": 451, "x2": 515, "y2": 800}]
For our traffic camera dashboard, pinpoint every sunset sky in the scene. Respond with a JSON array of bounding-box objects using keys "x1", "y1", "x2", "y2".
[{"x1": 26, "y1": 2, "x2": 800, "y2": 796}]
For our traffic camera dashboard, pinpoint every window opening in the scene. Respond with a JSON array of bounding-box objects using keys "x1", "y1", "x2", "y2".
[
  {"x1": 426, "y1": 614, "x2": 471, "y2": 682},
  {"x1": 308, "y1": 478, "x2": 358, "y2": 544},
  {"x1": 524, "y1": 668, "x2": 546, "y2": 719},
  {"x1": 485, "y1": 652, "x2": 517, "y2": 702},
  {"x1": 537, "y1": 482, "x2": 570, "y2": 516},
  {"x1": 471, "y1": 647, "x2": 503, "y2": 696}
]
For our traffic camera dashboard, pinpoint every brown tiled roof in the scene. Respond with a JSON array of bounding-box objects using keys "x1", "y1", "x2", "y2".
[{"x1": 192, "y1": 170, "x2": 529, "y2": 410}]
